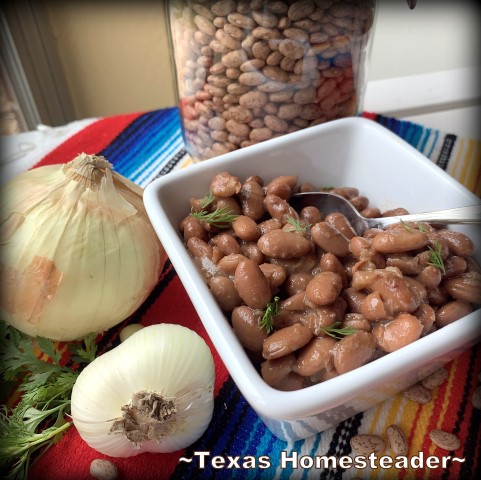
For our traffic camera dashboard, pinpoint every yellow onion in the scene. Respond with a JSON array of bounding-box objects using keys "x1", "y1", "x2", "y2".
[{"x1": 0, "y1": 153, "x2": 166, "y2": 341}]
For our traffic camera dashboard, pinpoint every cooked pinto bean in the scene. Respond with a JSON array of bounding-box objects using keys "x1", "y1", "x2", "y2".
[
  {"x1": 311, "y1": 222, "x2": 350, "y2": 257},
  {"x1": 232, "y1": 215, "x2": 261, "y2": 241},
  {"x1": 217, "y1": 253, "x2": 249, "y2": 275},
  {"x1": 343, "y1": 313, "x2": 372, "y2": 332},
  {"x1": 180, "y1": 215, "x2": 208, "y2": 241},
  {"x1": 349, "y1": 195, "x2": 369, "y2": 212},
  {"x1": 272, "y1": 310, "x2": 304, "y2": 329},
  {"x1": 333, "y1": 331, "x2": 376, "y2": 374},
  {"x1": 262, "y1": 323, "x2": 313, "y2": 360},
  {"x1": 342, "y1": 287, "x2": 366, "y2": 313},
  {"x1": 373, "y1": 313, "x2": 423, "y2": 353},
  {"x1": 265, "y1": 175, "x2": 297, "y2": 199},
  {"x1": 361, "y1": 207, "x2": 382, "y2": 218},
  {"x1": 276, "y1": 373, "x2": 305, "y2": 391},
  {"x1": 259, "y1": 263, "x2": 287, "y2": 289},
  {"x1": 211, "y1": 232, "x2": 243, "y2": 255},
  {"x1": 296, "y1": 337, "x2": 337, "y2": 376},
  {"x1": 386, "y1": 254, "x2": 422, "y2": 275},
  {"x1": 280, "y1": 291, "x2": 306, "y2": 311},
  {"x1": 372, "y1": 229, "x2": 429, "y2": 253},
  {"x1": 416, "y1": 265, "x2": 442, "y2": 288},
  {"x1": 257, "y1": 229, "x2": 311, "y2": 258},
  {"x1": 300, "y1": 206, "x2": 322, "y2": 225},
  {"x1": 265, "y1": 181, "x2": 291, "y2": 200},
  {"x1": 306, "y1": 271, "x2": 343, "y2": 306},
  {"x1": 325, "y1": 212, "x2": 357, "y2": 239},
  {"x1": 209, "y1": 276, "x2": 242, "y2": 312},
  {"x1": 258, "y1": 218, "x2": 282, "y2": 235},
  {"x1": 210, "y1": 171, "x2": 242, "y2": 197},
  {"x1": 239, "y1": 180, "x2": 265, "y2": 220},
  {"x1": 427, "y1": 285, "x2": 449, "y2": 306},
  {"x1": 414, "y1": 303, "x2": 436, "y2": 335},
  {"x1": 435, "y1": 300, "x2": 473, "y2": 328},
  {"x1": 232, "y1": 305, "x2": 268, "y2": 352},
  {"x1": 443, "y1": 256, "x2": 467, "y2": 278},
  {"x1": 382, "y1": 207, "x2": 409, "y2": 217},
  {"x1": 234, "y1": 259, "x2": 272, "y2": 309},
  {"x1": 245, "y1": 175, "x2": 264, "y2": 186},
  {"x1": 187, "y1": 237, "x2": 213, "y2": 259},
  {"x1": 261, "y1": 354, "x2": 296, "y2": 388},
  {"x1": 285, "y1": 272, "x2": 314, "y2": 296},
  {"x1": 302, "y1": 307, "x2": 336, "y2": 335},
  {"x1": 443, "y1": 272, "x2": 481, "y2": 304},
  {"x1": 438, "y1": 229, "x2": 475, "y2": 257},
  {"x1": 352, "y1": 269, "x2": 420, "y2": 315},
  {"x1": 241, "y1": 242, "x2": 265, "y2": 264},
  {"x1": 361, "y1": 291, "x2": 389, "y2": 321},
  {"x1": 331, "y1": 187, "x2": 358, "y2": 199},
  {"x1": 214, "y1": 196, "x2": 242, "y2": 215},
  {"x1": 320, "y1": 252, "x2": 347, "y2": 287},
  {"x1": 263, "y1": 193, "x2": 297, "y2": 224}
]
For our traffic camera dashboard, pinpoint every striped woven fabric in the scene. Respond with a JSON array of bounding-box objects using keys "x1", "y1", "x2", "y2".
[{"x1": 17, "y1": 108, "x2": 480, "y2": 480}]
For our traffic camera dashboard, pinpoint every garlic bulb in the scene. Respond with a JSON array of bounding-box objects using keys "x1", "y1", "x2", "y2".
[
  {"x1": 0, "y1": 153, "x2": 165, "y2": 341},
  {"x1": 71, "y1": 324, "x2": 215, "y2": 457}
]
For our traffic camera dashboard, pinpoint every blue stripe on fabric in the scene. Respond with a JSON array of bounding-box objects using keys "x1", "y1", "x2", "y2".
[
  {"x1": 303, "y1": 433, "x2": 322, "y2": 480},
  {"x1": 100, "y1": 108, "x2": 183, "y2": 185},
  {"x1": 231, "y1": 416, "x2": 266, "y2": 480},
  {"x1": 426, "y1": 129, "x2": 440, "y2": 159},
  {"x1": 116, "y1": 110, "x2": 182, "y2": 181},
  {"x1": 100, "y1": 110, "x2": 168, "y2": 167}
]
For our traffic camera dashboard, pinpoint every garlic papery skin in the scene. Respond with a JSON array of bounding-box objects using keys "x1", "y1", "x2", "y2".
[
  {"x1": 0, "y1": 153, "x2": 166, "y2": 341},
  {"x1": 71, "y1": 324, "x2": 215, "y2": 457}
]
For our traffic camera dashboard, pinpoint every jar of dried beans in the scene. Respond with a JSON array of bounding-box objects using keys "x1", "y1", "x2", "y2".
[{"x1": 167, "y1": 0, "x2": 377, "y2": 160}]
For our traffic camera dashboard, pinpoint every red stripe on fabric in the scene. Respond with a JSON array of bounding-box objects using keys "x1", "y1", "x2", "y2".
[
  {"x1": 398, "y1": 403, "x2": 424, "y2": 480},
  {"x1": 29, "y1": 427, "x2": 186, "y2": 480},
  {"x1": 32, "y1": 112, "x2": 144, "y2": 169},
  {"x1": 361, "y1": 111, "x2": 377, "y2": 120}
]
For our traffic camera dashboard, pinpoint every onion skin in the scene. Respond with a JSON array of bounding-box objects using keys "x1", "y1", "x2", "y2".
[{"x1": 0, "y1": 154, "x2": 166, "y2": 341}]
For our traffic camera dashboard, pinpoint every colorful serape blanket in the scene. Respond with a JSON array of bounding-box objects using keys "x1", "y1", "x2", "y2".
[{"x1": 5, "y1": 107, "x2": 480, "y2": 480}]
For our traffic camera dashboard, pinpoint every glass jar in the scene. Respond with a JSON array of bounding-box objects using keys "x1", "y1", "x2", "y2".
[{"x1": 167, "y1": 0, "x2": 376, "y2": 161}]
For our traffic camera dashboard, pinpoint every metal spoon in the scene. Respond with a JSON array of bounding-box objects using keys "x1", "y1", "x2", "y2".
[{"x1": 289, "y1": 191, "x2": 481, "y2": 236}]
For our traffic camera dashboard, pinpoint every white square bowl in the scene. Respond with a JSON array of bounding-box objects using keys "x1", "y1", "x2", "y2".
[{"x1": 144, "y1": 117, "x2": 481, "y2": 441}]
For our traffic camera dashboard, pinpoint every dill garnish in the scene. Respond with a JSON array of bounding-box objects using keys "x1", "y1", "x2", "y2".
[
  {"x1": 191, "y1": 205, "x2": 239, "y2": 228},
  {"x1": 319, "y1": 322, "x2": 357, "y2": 340},
  {"x1": 258, "y1": 297, "x2": 280, "y2": 334},
  {"x1": 285, "y1": 215, "x2": 310, "y2": 233},
  {"x1": 427, "y1": 241, "x2": 446, "y2": 274}
]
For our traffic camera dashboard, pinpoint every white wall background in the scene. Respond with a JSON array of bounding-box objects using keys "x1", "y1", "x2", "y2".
[{"x1": 368, "y1": 0, "x2": 480, "y2": 81}]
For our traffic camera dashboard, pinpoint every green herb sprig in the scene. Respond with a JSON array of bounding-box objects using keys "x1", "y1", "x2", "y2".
[
  {"x1": 285, "y1": 215, "x2": 310, "y2": 233},
  {"x1": 0, "y1": 322, "x2": 97, "y2": 480},
  {"x1": 319, "y1": 322, "x2": 357, "y2": 340},
  {"x1": 400, "y1": 219, "x2": 414, "y2": 233},
  {"x1": 258, "y1": 297, "x2": 280, "y2": 334},
  {"x1": 191, "y1": 205, "x2": 239, "y2": 228},
  {"x1": 199, "y1": 190, "x2": 215, "y2": 210},
  {"x1": 427, "y1": 241, "x2": 446, "y2": 274}
]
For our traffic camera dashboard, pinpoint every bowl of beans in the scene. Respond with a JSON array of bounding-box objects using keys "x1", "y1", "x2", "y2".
[{"x1": 144, "y1": 117, "x2": 481, "y2": 441}]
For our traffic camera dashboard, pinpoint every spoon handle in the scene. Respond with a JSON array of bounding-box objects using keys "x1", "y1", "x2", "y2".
[{"x1": 386, "y1": 205, "x2": 481, "y2": 226}]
